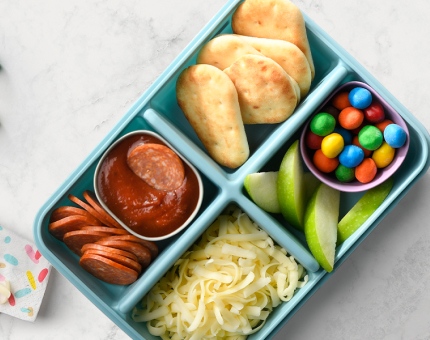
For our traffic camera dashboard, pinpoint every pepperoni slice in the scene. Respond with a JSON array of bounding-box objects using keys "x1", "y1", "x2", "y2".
[
  {"x1": 95, "y1": 239, "x2": 151, "y2": 268},
  {"x1": 81, "y1": 243, "x2": 138, "y2": 262},
  {"x1": 82, "y1": 249, "x2": 142, "y2": 274},
  {"x1": 81, "y1": 226, "x2": 129, "y2": 235},
  {"x1": 50, "y1": 206, "x2": 102, "y2": 225},
  {"x1": 63, "y1": 230, "x2": 111, "y2": 256},
  {"x1": 79, "y1": 253, "x2": 138, "y2": 285},
  {"x1": 48, "y1": 214, "x2": 99, "y2": 240},
  {"x1": 82, "y1": 191, "x2": 123, "y2": 229},
  {"x1": 127, "y1": 143, "x2": 185, "y2": 191},
  {"x1": 68, "y1": 194, "x2": 121, "y2": 229},
  {"x1": 99, "y1": 235, "x2": 158, "y2": 259}
]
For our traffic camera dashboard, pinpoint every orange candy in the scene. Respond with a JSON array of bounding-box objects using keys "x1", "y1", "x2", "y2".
[
  {"x1": 338, "y1": 107, "x2": 364, "y2": 130},
  {"x1": 332, "y1": 91, "x2": 351, "y2": 110},
  {"x1": 355, "y1": 158, "x2": 377, "y2": 183},
  {"x1": 313, "y1": 149, "x2": 339, "y2": 173},
  {"x1": 375, "y1": 119, "x2": 394, "y2": 132}
]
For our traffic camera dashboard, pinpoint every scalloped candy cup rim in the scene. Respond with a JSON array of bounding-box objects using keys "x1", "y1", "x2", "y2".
[
  {"x1": 93, "y1": 130, "x2": 204, "y2": 241},
  {"x1": 300, "y1": 81, "x2": 410, "y2": 193}
]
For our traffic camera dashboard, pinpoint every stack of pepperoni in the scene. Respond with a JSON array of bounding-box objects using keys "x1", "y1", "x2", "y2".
[{"x1": 48, "y1": 191, "x2": 158, "y2": 285}]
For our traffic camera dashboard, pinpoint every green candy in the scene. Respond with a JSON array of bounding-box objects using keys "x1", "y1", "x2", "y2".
[
  {"x1": 358, "y1": 125, "x2": 383, "y2": 151},
  {"x1": 335, "y1": 164, "x2": 355, "y2": 182},
  {"x1": 310, "y1": 113, "x2": 336, "y2": 136}
]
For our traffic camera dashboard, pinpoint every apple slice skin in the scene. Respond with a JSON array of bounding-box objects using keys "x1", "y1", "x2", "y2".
[
  {"x1": 337, "y1": 177, "x2": 394, "y2": 244},
  {"x1": 277, "y1": 140, "x2": 305, "y2": 230},
  {"x1": 304, "y1": 182, "x2": 340, "y2": 272}
]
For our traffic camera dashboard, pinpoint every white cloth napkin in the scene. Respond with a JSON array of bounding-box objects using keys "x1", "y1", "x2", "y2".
[{"x1": 0, "y1": 225, "x2": 51, "y2": 321}]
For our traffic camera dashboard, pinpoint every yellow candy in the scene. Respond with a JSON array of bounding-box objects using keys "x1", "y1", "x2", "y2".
[
  {"x1": 321, "y1": 133, "x2": 344, "y2": 158},
  {"x1": 372, "y1": 142, "x2": 395, "y2": 168}
]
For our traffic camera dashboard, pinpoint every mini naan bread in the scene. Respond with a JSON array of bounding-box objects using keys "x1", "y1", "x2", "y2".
[
  {"x1": 234, "y1": 35, "x2": 311, "y2": 97},
  {"x1": 232, "y1": 0, "x2": 315, "y2": 79},
  {"x1": 197, "y1": 34, "x2": 264, "y2": 71},
  {"x1": 224, "y1": 54, "x2": 298, "y2": 124},
  {"x1": 197, "y1": 34, "x2": 309, "y2": 98},
  {"x1": 176, "y1": 64, "x2": 249, "y2": 168}
]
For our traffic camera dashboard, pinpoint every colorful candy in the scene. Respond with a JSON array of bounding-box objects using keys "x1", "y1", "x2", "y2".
[
  {"x1": 334, "y1": 127, "x2": 353, "y2": 145},
  {"x1": 375, "y1": 119, "x2": 393, "y2": 132},
  {"x1": 348, "y1": 87, "x2": 372, "y2": 109},
  {"x1": 363, "y1": 101, "x2": 385, "y2": 123},
  {"x1": 355, "y1": 158, "x2": 377, "y2": 183},
  {"x1": 310, "y1": 112, "x2": 336, "y2": 136},
  {"x1": 338, "y1": 107, "x2": 364, "y2": 130},
  {"x1": 331, "y1": 91, "x2": 351, "y2": 110},
  {"x1": 304, "y1": 85, "x2": 407, "y2": 184},
  {"x1": 305, "y1": 130, "x2": 323, "y2": 150},
  {"x1": 358, "y1": 125, "x2": 383, "y2": 151},
  {"x1": 372, "y1": 142, "x2": 395, "y2": 168},
  {"x1": 335, "y1": 164, "x2": 355, "y2": 183},
  {"x1": 313, "y1": 149, "x2": 339, "y2": 173},
  {"x1": 321, "y1": 133, "x2": 344, "y2": 158},
  {"x1": 384, "y1": 123, "x2": 407, "y2": 148},
  {"x1": 339, "y1": 145, "x2": 364, "y2": 168}
]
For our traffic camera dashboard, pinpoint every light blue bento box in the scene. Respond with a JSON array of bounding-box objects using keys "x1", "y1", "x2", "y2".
[{"x1": 33, "y1": 1, "x2": 430, "y2": 339}]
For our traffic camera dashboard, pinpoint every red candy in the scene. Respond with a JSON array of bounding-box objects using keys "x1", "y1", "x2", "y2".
[
  {"x1": 363, "y1": 101, "x2": 385, "y2": 123},
  {"x1": 305, "y1": 131, "x2": 324, "y2": 150}
]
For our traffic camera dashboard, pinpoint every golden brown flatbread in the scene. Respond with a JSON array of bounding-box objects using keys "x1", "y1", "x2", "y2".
[
  {"x1": 196, "y1": 34, "x2": 264, "y2": 71},
  {"x1": 197, "y1": 34, "x2": 310, "y2": 98},
  {"x1": 232, "y1": 0, "x2": 315, "y2": 79},
  {"x1": 176, "y1": 64, "x2": 249, "y2": 168},
  {"x1": 224, "y1": 54, "x2": 298, "y2": 124},
  {"x1": 234, "y1": 35, "x2": 311, "y2": 97}
]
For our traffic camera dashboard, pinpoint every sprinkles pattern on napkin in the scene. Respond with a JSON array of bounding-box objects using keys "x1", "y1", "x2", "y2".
[{"x1": 0, "y1": 225, "x2": 51, "y2": 321}]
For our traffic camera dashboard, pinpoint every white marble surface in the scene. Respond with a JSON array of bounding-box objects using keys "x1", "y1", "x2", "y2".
[{"x1": 1, "y1": 0, "x2": 429, "y2": 339}]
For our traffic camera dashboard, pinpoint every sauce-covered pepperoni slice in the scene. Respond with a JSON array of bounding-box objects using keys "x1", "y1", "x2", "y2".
[{"x1": 127, "y1": 143, "x2": 185, "y2": 191}]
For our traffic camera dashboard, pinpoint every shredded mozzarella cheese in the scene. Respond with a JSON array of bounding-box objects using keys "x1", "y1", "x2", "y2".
[{"x1": 132, "y1": 208, "x2": 308, "y2": 339}]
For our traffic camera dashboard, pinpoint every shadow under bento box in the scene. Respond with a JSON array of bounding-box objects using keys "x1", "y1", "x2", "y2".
[{"x1": 33, "y1": 1, "x2": 430, "y2": 339}]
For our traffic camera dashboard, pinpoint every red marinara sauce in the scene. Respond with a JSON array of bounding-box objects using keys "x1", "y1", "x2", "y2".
[{"x1": 96, "y1": 133, "x2": 200, "y2": 238}]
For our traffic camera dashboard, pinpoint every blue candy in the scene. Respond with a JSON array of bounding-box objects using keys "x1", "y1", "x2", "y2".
[
  {"x1": 349, "y1": 87, "x2": 372, "y2": 109},
  {"x1": 334, "y1": 127, "x2": 353, "y2": 145},
  {"x1": 339, "y1": 145, "x2": 364, "y2": 168},
  {"x1": 384, "y1": 123, "x2": 407, "y2": 148}
]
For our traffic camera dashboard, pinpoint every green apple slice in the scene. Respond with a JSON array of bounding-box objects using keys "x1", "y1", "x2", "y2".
[
  {"x1": 303, "y1": 171, "x2": 321, "y2": 204},
  {"x1": 277, "y1": 140, "x2": 305, "y2": 229},
  {"x1": 304, "y1": 182, "x2": 340, "y2": 272},
  {"x1": 337, "y1": 178, "x2": 393, "y2": 244},
  {"x1": 244, "y1": 171, "x2": 281, "y2": 213}
]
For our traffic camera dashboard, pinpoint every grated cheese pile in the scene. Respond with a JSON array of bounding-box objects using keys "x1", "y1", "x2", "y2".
[{"x1": 132, "y1": 208, "x2": 308, "y2": 339}]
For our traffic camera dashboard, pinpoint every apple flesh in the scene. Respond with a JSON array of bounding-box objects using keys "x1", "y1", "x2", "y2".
[
  {"x1": 304, "y1": 182, "x2": 340, "y2": 272},
  {"x1": 244, "y1": 171, "x2": 281, "y2": 213}
]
